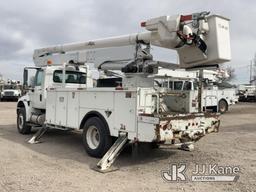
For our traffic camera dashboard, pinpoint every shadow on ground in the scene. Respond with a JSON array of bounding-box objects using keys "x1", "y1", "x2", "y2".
[{"x1": 0, "y1": 124, "x2": 176, "y2": 169}]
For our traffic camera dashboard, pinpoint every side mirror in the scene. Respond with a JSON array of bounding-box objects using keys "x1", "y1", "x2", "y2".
[{"x1": 23, "y1": 68, "x2": 28, "y2": 87}]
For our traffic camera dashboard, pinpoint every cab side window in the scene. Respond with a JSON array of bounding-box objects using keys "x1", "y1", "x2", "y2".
[
  {"x1": 53, "y1": 70, "x2": 86, "y2": 84},
  {"x1": 174, "y1": 81, "x2": 183, "y2": 90},
  {"x1": 35, "y1": 70, "x2": 44, "y2": 87},
  {"x1": 183, "y1": 81, "x2": 192, "y2": 90}
]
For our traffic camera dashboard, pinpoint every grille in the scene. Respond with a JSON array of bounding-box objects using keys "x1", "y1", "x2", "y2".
[{"x1": 4, "y1": 91, "x2": 14, "y2": 96}]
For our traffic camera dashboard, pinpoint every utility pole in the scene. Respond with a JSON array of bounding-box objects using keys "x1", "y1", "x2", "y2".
[
  {"x1": 254, "y1": 54, "x2": 256, "y2": 85},
  {"x1": 250, "y1": 54, "x2": 256, "y2": 85},
  {"x1": 250, "y1": 60, "x2": 253, "y2": 84}
]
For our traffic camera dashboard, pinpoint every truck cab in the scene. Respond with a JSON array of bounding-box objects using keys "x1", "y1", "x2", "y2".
[
  {"x1": 22, "y1": 65, "x2": 92, "y2": 109},
  {"x1": 17, "y1": 64, "x2": 92, "y2": 133}
]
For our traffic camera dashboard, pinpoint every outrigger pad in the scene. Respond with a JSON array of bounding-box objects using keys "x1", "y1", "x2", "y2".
[
  {"x1": 91, "y1": 165, "x2": 119, "y2": 173},
  {"x1": 28, "y1": 125, "x2": 48, "y2": 144},
  {"x1": 178, "y1": 143, "x2": 195, "y2": 152}
]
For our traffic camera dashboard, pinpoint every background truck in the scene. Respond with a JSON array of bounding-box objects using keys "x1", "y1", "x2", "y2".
[
  {"x1": 16, "y1": 12, "x2": 231, "y2": 172},
  {"x1": 0, "y1": 80, "x2": 22, "y2": 101},
  {"x1": 238, "y1": 84, "x2": 256, "y2": 102},
  {"x1": 154, "y1": 69, "x2": 237, "y2": 113}
]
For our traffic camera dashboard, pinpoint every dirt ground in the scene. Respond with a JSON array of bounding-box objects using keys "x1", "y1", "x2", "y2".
[{"x1": 0, "y1": 102, "x2": 255, "y2": 192}]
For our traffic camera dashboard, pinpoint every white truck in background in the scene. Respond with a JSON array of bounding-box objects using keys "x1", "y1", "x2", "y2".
[
  {"x1": 16, "y1": 12, "x2": 231, "y2": 172},
  {"x1": 154, "y1": 69, "x2": 237, "y2": 113},
  {"x1": 238, "y1": 84, "x2": 256, "y2": 102},
  {"x1": 0, "y1": 80, "x2": 22, "y2": 101}
]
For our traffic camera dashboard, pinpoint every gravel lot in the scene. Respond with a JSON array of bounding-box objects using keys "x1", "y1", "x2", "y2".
[{"x1": 0, "y1": 102, "x2": 255, "y2": 192}]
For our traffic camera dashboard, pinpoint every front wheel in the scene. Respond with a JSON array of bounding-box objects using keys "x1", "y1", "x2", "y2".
[
  {"x1": 17, "y1": 108, "x2": 31, "y2": 134},
  {"x1": 82, "y1": 117, "x2": 112, "y2": 158}
]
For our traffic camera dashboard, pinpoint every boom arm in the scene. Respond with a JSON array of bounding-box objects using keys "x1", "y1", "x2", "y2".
[{"x1": 33, "y1": 12, "x2": 231, "y2": 70}]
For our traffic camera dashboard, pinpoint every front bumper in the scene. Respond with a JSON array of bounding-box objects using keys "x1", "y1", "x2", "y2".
[{"x1": 1, "y1": 96, "x2": 19, "y2": 100}]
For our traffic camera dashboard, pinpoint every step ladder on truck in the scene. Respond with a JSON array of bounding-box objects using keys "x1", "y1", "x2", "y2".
[{"x1": 17, "y1": 11, "x2": 231, "y2": 172}]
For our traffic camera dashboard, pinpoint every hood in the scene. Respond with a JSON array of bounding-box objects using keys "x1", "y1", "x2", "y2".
[{"x1": 3, "y1": 89, "x2": 16, "y2": 92}]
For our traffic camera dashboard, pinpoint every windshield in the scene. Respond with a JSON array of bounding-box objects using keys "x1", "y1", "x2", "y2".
[
  {"x1": 53, "y1": 70, "x2": 86, "y2": 84},
  {"x1": 3, "y1": 85, "x2": 17, "y2": 89}
]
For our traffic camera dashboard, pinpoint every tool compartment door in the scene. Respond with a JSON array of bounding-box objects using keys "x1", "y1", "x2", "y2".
[
  {"x1": 55, "y1": 91, "x2": 68, "y2": 126},
  {"x1": 113, "y1": 91, "x2": 136, "y2": 132},
  {"x1": 46, "y1": 91, "x2": 56, "y2": 124},
  {"x1": 203, "y1": 90, "x2": 218, "y2": 107},
  {"x1": 67, "y1": 91, "x2": 79, "y2": 128}
]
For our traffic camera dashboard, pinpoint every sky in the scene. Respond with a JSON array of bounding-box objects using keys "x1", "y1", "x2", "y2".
[{"x1": 0, "y1": 0, "x2": 255, "y2": 84}]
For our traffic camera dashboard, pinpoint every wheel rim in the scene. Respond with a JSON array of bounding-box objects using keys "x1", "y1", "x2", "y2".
[
  {"x1": 18, "y1": 114, "x2": 24, "y2": 130},
  {"x1": 86, "y1": 125, "x2": 100, "y2": 149},
  {"x1": 219, "y1": 102, "x2": 226, "y2": 112}
]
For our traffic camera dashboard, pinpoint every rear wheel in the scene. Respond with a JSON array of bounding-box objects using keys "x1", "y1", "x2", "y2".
[
  {"x1": 17, "y1": 108, "x2": 31, "y2": 134},
  {"x1": 82, "y1": 117, "x2": 112, "y2": 158},
  {"x1": 218, "y1": 100, "x2": 228, "y2": 114}
]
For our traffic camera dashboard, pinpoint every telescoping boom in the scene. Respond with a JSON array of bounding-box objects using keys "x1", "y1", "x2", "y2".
[{"x1": 34, "y1": 12, "x2": 231, "y2": 69}]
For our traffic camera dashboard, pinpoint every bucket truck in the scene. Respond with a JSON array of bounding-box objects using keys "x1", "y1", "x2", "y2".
[
  {"x1": 154, "y1": 69, "x2": 237, "y2": 113},
  {"x1": 16, "y1": 12, "x2": 231, "y2": 172}
]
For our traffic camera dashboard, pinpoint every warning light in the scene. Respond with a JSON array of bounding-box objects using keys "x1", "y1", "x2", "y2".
[
  {"x1": 140, "y1": 21, "x2": 146, "y2": 27},
  {"x1": 47, "y1": 60, "x2": 52, "y2": 65}
]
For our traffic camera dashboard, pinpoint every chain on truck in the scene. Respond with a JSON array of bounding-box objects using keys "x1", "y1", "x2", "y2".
[{"x1": 16, "y1": 12, "x2": 231, "y2": 172}]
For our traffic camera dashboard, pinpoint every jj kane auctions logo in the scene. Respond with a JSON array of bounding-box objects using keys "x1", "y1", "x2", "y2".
[{"x1": 161, "y1": 163, "x2": 240, "y2": 182}]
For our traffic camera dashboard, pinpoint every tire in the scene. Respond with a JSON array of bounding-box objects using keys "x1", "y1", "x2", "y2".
[
  {"x1": 151, "y1": 142, "x2": 160, "y2": 149},
  {"x1": 218, "y1": 100, "x2": 228, "y2": 114},
  {"x1": 17, "y1": 108, "x2": 31, "y2": 134},
  {"x1": 82, "y1": 117, "x2": 112, "y2": 158}
]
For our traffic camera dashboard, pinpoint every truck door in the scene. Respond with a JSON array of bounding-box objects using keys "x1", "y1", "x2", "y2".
[{"x1": 31, "y1": 69, "x2": 45, "y2": 109}]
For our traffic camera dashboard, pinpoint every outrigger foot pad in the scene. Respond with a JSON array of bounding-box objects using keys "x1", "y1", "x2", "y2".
[
  {"x1": 178, "y1": 143, "x2": 195, "y2": 151},
  {"x1": 91, "y1": 165, "x2": 119, "y2": 173},
  {"x1": 28, "y1": 125, "x2": 48, "y2": 144}
]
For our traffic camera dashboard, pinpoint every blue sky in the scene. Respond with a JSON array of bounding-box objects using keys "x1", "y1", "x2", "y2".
[{"x1": 0, "y1": 0, "x2": 255, "y2": 84}]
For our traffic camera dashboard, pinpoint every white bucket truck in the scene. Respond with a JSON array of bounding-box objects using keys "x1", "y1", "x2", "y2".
[
  {"x1": 17, "y1": 12, "x2": 231, "y2": 172},
  {"x1": 154, "y1": 69, "x2": 237, "y2": 113}
]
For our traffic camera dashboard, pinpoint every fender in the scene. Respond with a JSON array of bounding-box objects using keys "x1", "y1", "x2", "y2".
[
  {"x1": 17, "y1": 95, "x2": 32, "y2": 122},
  {"x1": 219, "y1": 98, "x2": 230, "y2": 106},
  {"x1": 78, "y1": 110, "x2": 119, "y2": 137}
]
